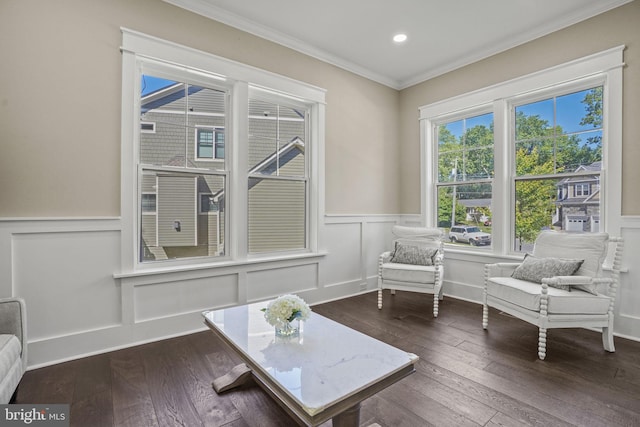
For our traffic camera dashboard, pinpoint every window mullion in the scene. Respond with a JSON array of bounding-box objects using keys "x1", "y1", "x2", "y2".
[
  {"x1": 231, "y1": 81, "x2": 249, "y2": 260},
  {"x1": 493, "y1": 99, "x2": 510, "y2": 255}
]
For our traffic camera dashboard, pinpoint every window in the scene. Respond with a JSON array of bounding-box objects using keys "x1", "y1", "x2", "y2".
[
  {"x1": 121, "y1": 29, "x2": 325, "y2": 271},
  {"x1": 139, "y1": 74, "x2": 227, "y2": 262},
  {"x1": 199, "y1": 193, "x2": 219, "y2": 214},
  {"x1": 196, "y1": 127, "x2": 225, "y2": 160},
  {"x1": 436, "y1": 112, "x2": 493, "y2": 249},
  {"x1": 513, "y1": 86, "x2": 602, "y2": 250},
  {"x1": 575, "y1": 183, "x2": 591, "y2": 196},
  {"x1": 247, "y1": 97, "x2": 308, "y2": 253},
  {"x1": 141, "y1": 193, "x2": 156, "y2": 213},
  {"x1": 420, "y1": 47, "x2": 623, "y2": 256},
  {"x1": 141, "y1": 122, "x2": 156, "y2": 133}
]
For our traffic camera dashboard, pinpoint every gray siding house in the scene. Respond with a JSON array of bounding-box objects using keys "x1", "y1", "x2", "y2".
[
  {"x1": 554, "y1": 162, "x2": 601, "y2": 232},
  {"x1": 139, "y1": 80, "x2": 307, "y2": 261}
]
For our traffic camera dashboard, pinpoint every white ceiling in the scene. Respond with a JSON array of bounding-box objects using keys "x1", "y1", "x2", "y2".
[{"x1": 164, "y1": 0, "x2": 632, "y2": 89}]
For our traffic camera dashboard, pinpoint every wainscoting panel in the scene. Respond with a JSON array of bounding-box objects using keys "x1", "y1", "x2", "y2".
[
  {"x1": 1, "y1": 215, "x2": 637, "y2": 369},
  {"x1": 134, "y1": 273, "x2": 239, "y2": 322},
  {"x1": 246, "y1": 263, "x2": 318, "y2": 301},
  {"x1": 442, "y1": 255, "x2": 487, "y2": 297},
  {"x1": 616, "y1": 221, "x2": 640, "y2": 339},
  {"x1": 322, "y1": 221, "x2": 363, "y2": 286},
  {"x1": 12, "y1": 229, "x2": 122, "y2": 341}
]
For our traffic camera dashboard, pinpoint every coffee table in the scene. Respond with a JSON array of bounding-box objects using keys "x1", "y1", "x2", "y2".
[{"x1": 203, "y1": 301, "x2": 417, "y2": 426}]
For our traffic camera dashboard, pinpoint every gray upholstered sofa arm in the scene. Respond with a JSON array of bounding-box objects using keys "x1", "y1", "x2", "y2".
[{"x1": 0, "y1": 298, "x2": 27, "y2": 372}]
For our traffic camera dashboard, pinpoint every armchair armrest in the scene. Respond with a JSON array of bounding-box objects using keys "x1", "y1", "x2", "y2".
[
  {"x1": 542, "y1": 275, "x2": 609, "y2": 296},
  {"x1": 542, "y1": 276, "x2": 593, "y2": 285},
  {"x1": 433, "y1": 251, "x2": 444, "y2": 266},
  {"x1": 0, "y1": 297, "x2": 27, "y2": 369},
  {"x1": 379, "y1": 251, "x2": 393, "y2": 264},
  {"x1": 485, "y1": 262, "x2": 521, "y2": 278}
]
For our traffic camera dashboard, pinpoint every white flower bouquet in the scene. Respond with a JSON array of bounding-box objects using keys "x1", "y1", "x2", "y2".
[{"x1": 262, "y1": 294, "x2": 311, "y2": 328}]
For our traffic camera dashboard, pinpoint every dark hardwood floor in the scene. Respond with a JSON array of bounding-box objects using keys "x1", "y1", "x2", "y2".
[{"x1": 15, "y1": 292, "x2": 640, "y2": 426}]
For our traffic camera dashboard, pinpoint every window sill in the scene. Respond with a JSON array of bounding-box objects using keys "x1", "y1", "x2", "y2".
[{"x1": 114, "y1": 251, "x2": 327, "y2": 280}]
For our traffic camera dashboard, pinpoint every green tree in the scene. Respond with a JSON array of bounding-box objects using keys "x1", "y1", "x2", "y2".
[
  {"x1": 438, "y1": 120, "x2": 494, "y2": 230},
  {"x1": 514, "y1": 112, "x2": 557, "y2": 247},
  {"x1": 473, "y1": 206, "x2": 492, "y2": 225},
  {"x1": 514, "y1": 112, "x2": 599, "y2": 172},
  {"x1": 438, "y1": 123, "x2": 494, "y2": 182},
  {"x1": 580, "y1": 87, "x2": 603, "y2": 128},
  {"x1": 514, "y1": 147, "x2": 556, "y2": 249},
  {"x1": 579, "y1": 86, "x2": 604, "y2": 150},
  {"x1": 437, "y1": 187, "x2": 466, "y2": 227}
]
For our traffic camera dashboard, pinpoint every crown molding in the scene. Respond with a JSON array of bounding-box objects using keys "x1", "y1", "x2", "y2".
[
  {"x1": 162, "y1": 0, "x2": 402, "y2": 89},
  {"x1": 397, "y1": 0, "x2": 634, "y2": 90},
  {"x1": 164, "y1": 0, "x2": 633, "y2": 91}
]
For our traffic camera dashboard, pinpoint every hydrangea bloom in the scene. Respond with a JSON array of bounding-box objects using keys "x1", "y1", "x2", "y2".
[{"x1": 263, "y1": 294, "x2": 311, "y2": 328}]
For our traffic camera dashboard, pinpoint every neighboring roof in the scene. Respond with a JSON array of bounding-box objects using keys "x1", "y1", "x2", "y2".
[
  {"x1": 566, "y1": 214, "x2": 590, "y2": 220},
  {"x1": 141, "y1": 83, "x2": 190, "y2": 112},
  {"x1": 249, "y1": 137, "x2": 304, "y2": 176},
  {"x1": 209, "y1": 137, "x2": 305, "y2": 201},
  {"x1": 164, "y1": 155, "x2": 199, "y2": 168},
  {"x1": 556, "y1": 194, "x2": 600, "y2": 205},
  {"x1": 142, "y1": 83, "x2": 305, "y2": 202},
  {"x1": 577, "y1": 161, "x2": 602, "y2": 172},
  {"x1": 457, "y1": 198, "x2": 491, "y2": 209},
  {"x1": 557, "y1": 162, "x2": 602, "y2": 185}
]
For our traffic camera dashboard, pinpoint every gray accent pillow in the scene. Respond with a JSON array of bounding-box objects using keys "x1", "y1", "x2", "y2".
[
  {"x1": 390, "y1": 243, "x2": 438, "y2": 266},
  {"x1": 511, "y1": 254, "x2": 584, "y2": 285}
]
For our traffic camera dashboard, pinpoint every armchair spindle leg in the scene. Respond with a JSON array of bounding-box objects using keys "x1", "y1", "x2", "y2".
[
  {"x1": 482, "y1": 304, "x2": 488, "y2": 329},
  {"x1": 538, "y1": 328, "x2": 547, "y2": 360},
  {"x1": 433, "y1": 293, "x2": 439, "y2": 318}
]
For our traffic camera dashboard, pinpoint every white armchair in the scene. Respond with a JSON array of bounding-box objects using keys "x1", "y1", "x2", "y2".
[
  {"x1": 483, "y1": 231, "x2": 624, "y2": 360},
  {"x1": 0, "y1": 297, "x2": 27, "y2": 403},
  {"x1": 378, "y1": 226, "x2": 444, "y2": 317}
]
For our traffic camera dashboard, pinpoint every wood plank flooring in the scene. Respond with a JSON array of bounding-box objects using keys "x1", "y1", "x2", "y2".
[{"x1": 15, "y1": 292, "x2": 640, "y2": 426}]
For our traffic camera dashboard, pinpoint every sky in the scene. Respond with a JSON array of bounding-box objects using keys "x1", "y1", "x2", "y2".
[
  {"x1": 141, "y1": 75, "x2": 177, "y2": 96},
  {"x1": 443, "y1": 87, "x2": 601, "y2": 144}
]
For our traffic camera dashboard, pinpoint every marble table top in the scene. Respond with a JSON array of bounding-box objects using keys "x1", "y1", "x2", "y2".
[{"x1": 203, "y1": 301, "x2": 417, "y2": 417}]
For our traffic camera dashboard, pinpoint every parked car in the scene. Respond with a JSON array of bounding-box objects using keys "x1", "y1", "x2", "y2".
[{"x1": 449, "y1": 225, "x2": 491, "y2": 246}]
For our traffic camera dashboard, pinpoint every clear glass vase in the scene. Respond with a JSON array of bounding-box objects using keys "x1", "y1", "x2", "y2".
[{"x1": 275, "y1": 319, "x2": 300, "y2": 338}]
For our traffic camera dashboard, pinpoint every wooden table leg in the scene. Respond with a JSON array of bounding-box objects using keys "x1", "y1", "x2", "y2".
[
  {"x1": 332, "y1": 402, "x2": 361, "y2": 427},
  {"x1": 212, "y1": 363, "x2": 252, "y2": 393}
]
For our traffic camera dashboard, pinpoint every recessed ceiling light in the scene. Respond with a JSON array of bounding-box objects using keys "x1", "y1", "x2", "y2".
[{"x1": 393, "y1": 33, "x2": 408, "y2": 43}]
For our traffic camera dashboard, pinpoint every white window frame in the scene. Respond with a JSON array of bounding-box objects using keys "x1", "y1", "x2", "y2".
[
  {"x1": 247, "y1": 89, "x2": 311, "y2": 255},
  {"x1": 195, "y1": 126, "x2": 225, "y2": 161},
  {"x1": 575, "y1": 183, "x2": 591, "y2": 197},
  {"x1": 120, "y1": 29, "x2": 326, "y2": 273},
  {"x1": 433, "y1": 107, "x2": 495, "y2": 240},
  {"x1": 420, "y1": 46, "x2": 624, "y2": 257}
]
